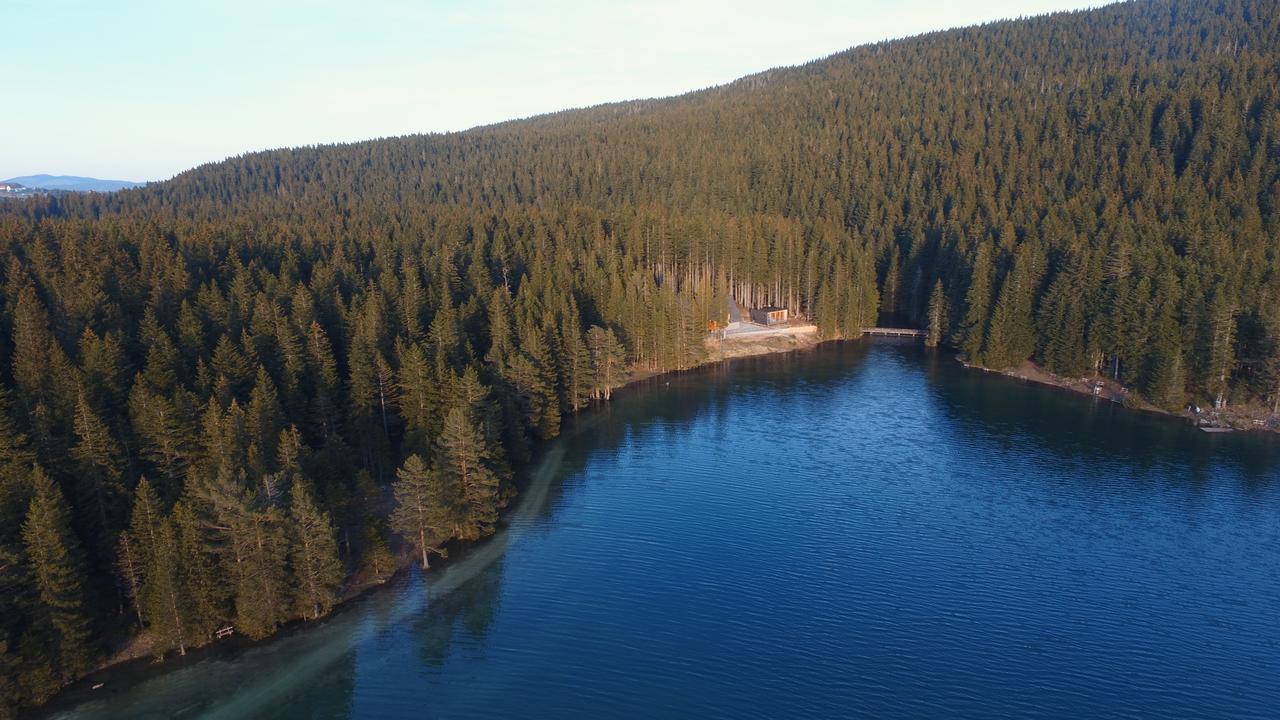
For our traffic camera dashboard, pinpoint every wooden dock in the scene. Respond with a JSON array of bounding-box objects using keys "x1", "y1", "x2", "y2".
[{"x1": 862, "y1": 327, "x2": 924, "y2": 338}]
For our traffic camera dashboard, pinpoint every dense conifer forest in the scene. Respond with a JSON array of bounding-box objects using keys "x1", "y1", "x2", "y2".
[{"x1": 2, "y1": 0, "x2": 1279, "y2": 711}]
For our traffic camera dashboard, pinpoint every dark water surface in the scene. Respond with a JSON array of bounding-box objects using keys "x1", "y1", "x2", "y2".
[{"x1": 49, "y1": 341, "x2": 1280, "y2": 719}]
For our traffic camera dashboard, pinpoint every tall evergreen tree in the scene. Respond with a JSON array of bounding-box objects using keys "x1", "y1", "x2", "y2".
[
  {"x1": 960, "y1": 245, "x2": 995, "y2": 363},
  {"x1": 21, "y1": 466, "x2": 93, "y2": 679},
  {"x1": 171, "y1": 500, "x2": 225, "y2": 640},
  {"x1": 586, "y1": 326, "x2": 627, "y2": 401},
  {"x1": 289, "y1": 482, "x2": 344, "y2": 619},
  {"x1": 925, "y1": 280, "x2": 947, "y2": 348},
  {"x1": 390, "y1": 454, "x2": 454, "y2": 568},
  {"x1": 140, "y1": 517, "x2": 189, "y2": 658},
  {"x1": 436, "y1": 406, "x2": 501, "y2": 541},
  {"x1": 70, "y1": 392, "x2": 125, "y2": 554}
]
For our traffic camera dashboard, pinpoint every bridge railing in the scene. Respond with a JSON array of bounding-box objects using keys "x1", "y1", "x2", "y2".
[{"x1": 861, "y1": 327, "x2": 924, "y2": 337}]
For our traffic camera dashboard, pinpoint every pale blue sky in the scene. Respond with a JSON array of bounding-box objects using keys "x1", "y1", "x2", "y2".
[{"x1": 1, "y1": 0, "x2": 1108, "y2": 182}]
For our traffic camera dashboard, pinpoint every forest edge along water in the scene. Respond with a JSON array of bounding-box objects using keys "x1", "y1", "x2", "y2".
[
  {"x1": 33, "y1": 333, "x2": 1280, "y2": 718},
  {"x1": 35, "y1": 338, "x2": 1280, "y2": 719}
]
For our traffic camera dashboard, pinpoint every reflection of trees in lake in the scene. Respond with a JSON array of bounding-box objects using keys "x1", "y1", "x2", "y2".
[
  {"x1": 414, "y1": 557, "x2": 506, "y2": 667},
  {"x1": 274, "y1": 646, "x2": 358, "y2": 719},
  {"x1": 529, "y1": 341, "x2": 874, "y2": 518},
  {"x1": 924, "y1": 345, "x2": 1280, "y2": 484}
]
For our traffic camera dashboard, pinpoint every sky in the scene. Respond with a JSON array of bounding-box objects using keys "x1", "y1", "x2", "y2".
[{"x1": 1, "y1": 0, "x2": 1110, "y2": 182}]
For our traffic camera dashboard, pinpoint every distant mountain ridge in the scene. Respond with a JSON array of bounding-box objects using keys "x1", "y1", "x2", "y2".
[{"x1": 2, "y1": 174, "x2": 141, "y2": 192}]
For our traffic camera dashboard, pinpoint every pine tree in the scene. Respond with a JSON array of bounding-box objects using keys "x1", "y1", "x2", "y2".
[
  {"x1": 211, "y1": 335, "x2": 253, "y2": 399},
  {"x1": 484, "y1": 286, "x2": 516, "y2": 366},
  {"x1": 305, "y1": 321, "x2": 343, "y2": 438},
  {"x1": 122, "y1": 478, "x2": 189, "y2": 657},
  {"x1": 21, "y1": 466, "x2": 93, "y2": 679},
  {"x1": 391, "y1": 454, "x2": 455, "y2": 568},
  {"x1": 0, "y1": 628, "x2": 18, "y2": 720},
  {"x1": 77, "y1": 329, "x2": 128, "y2": 414},
  {"x1": 188, "y1": 465, "x2": 288, "y2": 641},
  {"x1": 140, "y1": 331, "x2": 181, "y2": 395},
  {"x1": 882, "y1": 247, "x2": 901, "y2": 316},
  {"x1": 847, "y1": 243, "x2": 881, "y2": 331},
  {"x1": 1261, "y1": 299, "x2": 1280, "y2": 414}
]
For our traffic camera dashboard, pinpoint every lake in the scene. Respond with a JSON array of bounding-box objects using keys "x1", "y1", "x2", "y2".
[{"x1": 47, "y1": 340, "x2": 1280, "y2": 719}]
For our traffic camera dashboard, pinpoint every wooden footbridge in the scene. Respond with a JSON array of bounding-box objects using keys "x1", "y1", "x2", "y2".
[{"x1": 862, "y1": 327, "x2": 924, "y2": 338}]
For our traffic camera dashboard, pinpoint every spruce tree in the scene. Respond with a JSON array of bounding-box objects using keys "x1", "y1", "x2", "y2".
[
  {"x1": 71, "y1": 392, "x2": 125, "y2": 552},
  {"x1": 246, "y1": 367, "x2": 284, "y2": 478},
  {"x1": 586, "y1": 326, "x2": 627, "y2": 401},
  {"x1": 359, "y1": 525, "x2": 396, "y2": 581},
  {"x1": 518, "y1": 323, "x2": 561, "y2": 439},
  {"x1": 960, "y1": 244, "x2": 994, "y2": 363},
  {"x1": 1203, "y1": 291, "x2": 1236, "y2": 408},
  {"x1": 925, "y1": 280, "x2": 947, "y2": 347},
  {"x1": 289, "y1": 482, "x2": 344, "y2": 619},
  {"x1": 436, "y1": 403, "x2": 502, "y2": 540},
  {"x1": 396, "y1": 340, "x2": 437, "y2": 454},
  {"x1": 10, "y1": 287, "x2": 53, "y2": 414},
  {"x1": 115, "y1": 530, "x2": 145, "y2": 626},
  {"x1": 0, "y1": 390, "x2": 35, "y2": 546},
  {"x1": 21, "y1": 466, "x2": 93, "y2": 679},
  {"x1": 232, "y1": 504, "x2": 290, "y2": 640},
  {"x1": 557, "y1": 318, "x2": 593, "y2": 411},
  {"x1": 171, "y1": 500, "x2": 225, "y2": 640},
  {"x1": 141, "y1": 517, "x2": 189, "y2": 658}
]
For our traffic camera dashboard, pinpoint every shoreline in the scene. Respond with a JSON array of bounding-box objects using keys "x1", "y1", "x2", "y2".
[
  {"x1": 968, "y1": 357, "x2": 1280, "y2": 435},
  {"x1": 35, "y1": 332, "x2": 820, "y2": 716},
  {"x1": 32, "y1": 329, "x2": 1276, "y2": 715}
]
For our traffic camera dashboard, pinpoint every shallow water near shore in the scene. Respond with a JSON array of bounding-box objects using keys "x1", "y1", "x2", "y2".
[{"x1": 45, "y1": 340, "x2": 1280, "y2": 719}]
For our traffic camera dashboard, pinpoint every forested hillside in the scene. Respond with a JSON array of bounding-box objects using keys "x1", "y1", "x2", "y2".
[{"x1": 2, "y1": 0, "x2": 1279, "y2": 711}]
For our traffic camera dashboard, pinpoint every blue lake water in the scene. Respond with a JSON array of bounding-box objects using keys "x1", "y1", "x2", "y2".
[{"x1": 49, "y1": 341, "x2": 1280, "y2": 719}]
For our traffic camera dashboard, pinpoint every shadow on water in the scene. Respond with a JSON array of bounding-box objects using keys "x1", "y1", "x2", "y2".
[
  {"x1": 915, "y1": 344, "x2": 1280, "y2": 485},
  {"x1": 528, "y1": 342, "x2": 876, "y2": 524}
]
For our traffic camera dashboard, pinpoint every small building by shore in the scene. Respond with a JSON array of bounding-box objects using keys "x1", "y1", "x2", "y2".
[{"x1": 749, "y1": 306, "x2": 788, "y2": 325}]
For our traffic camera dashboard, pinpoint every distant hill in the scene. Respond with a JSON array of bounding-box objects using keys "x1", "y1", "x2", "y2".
[{"x1": 2, "y1": 174, "x2": 141, "y2": 192}]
